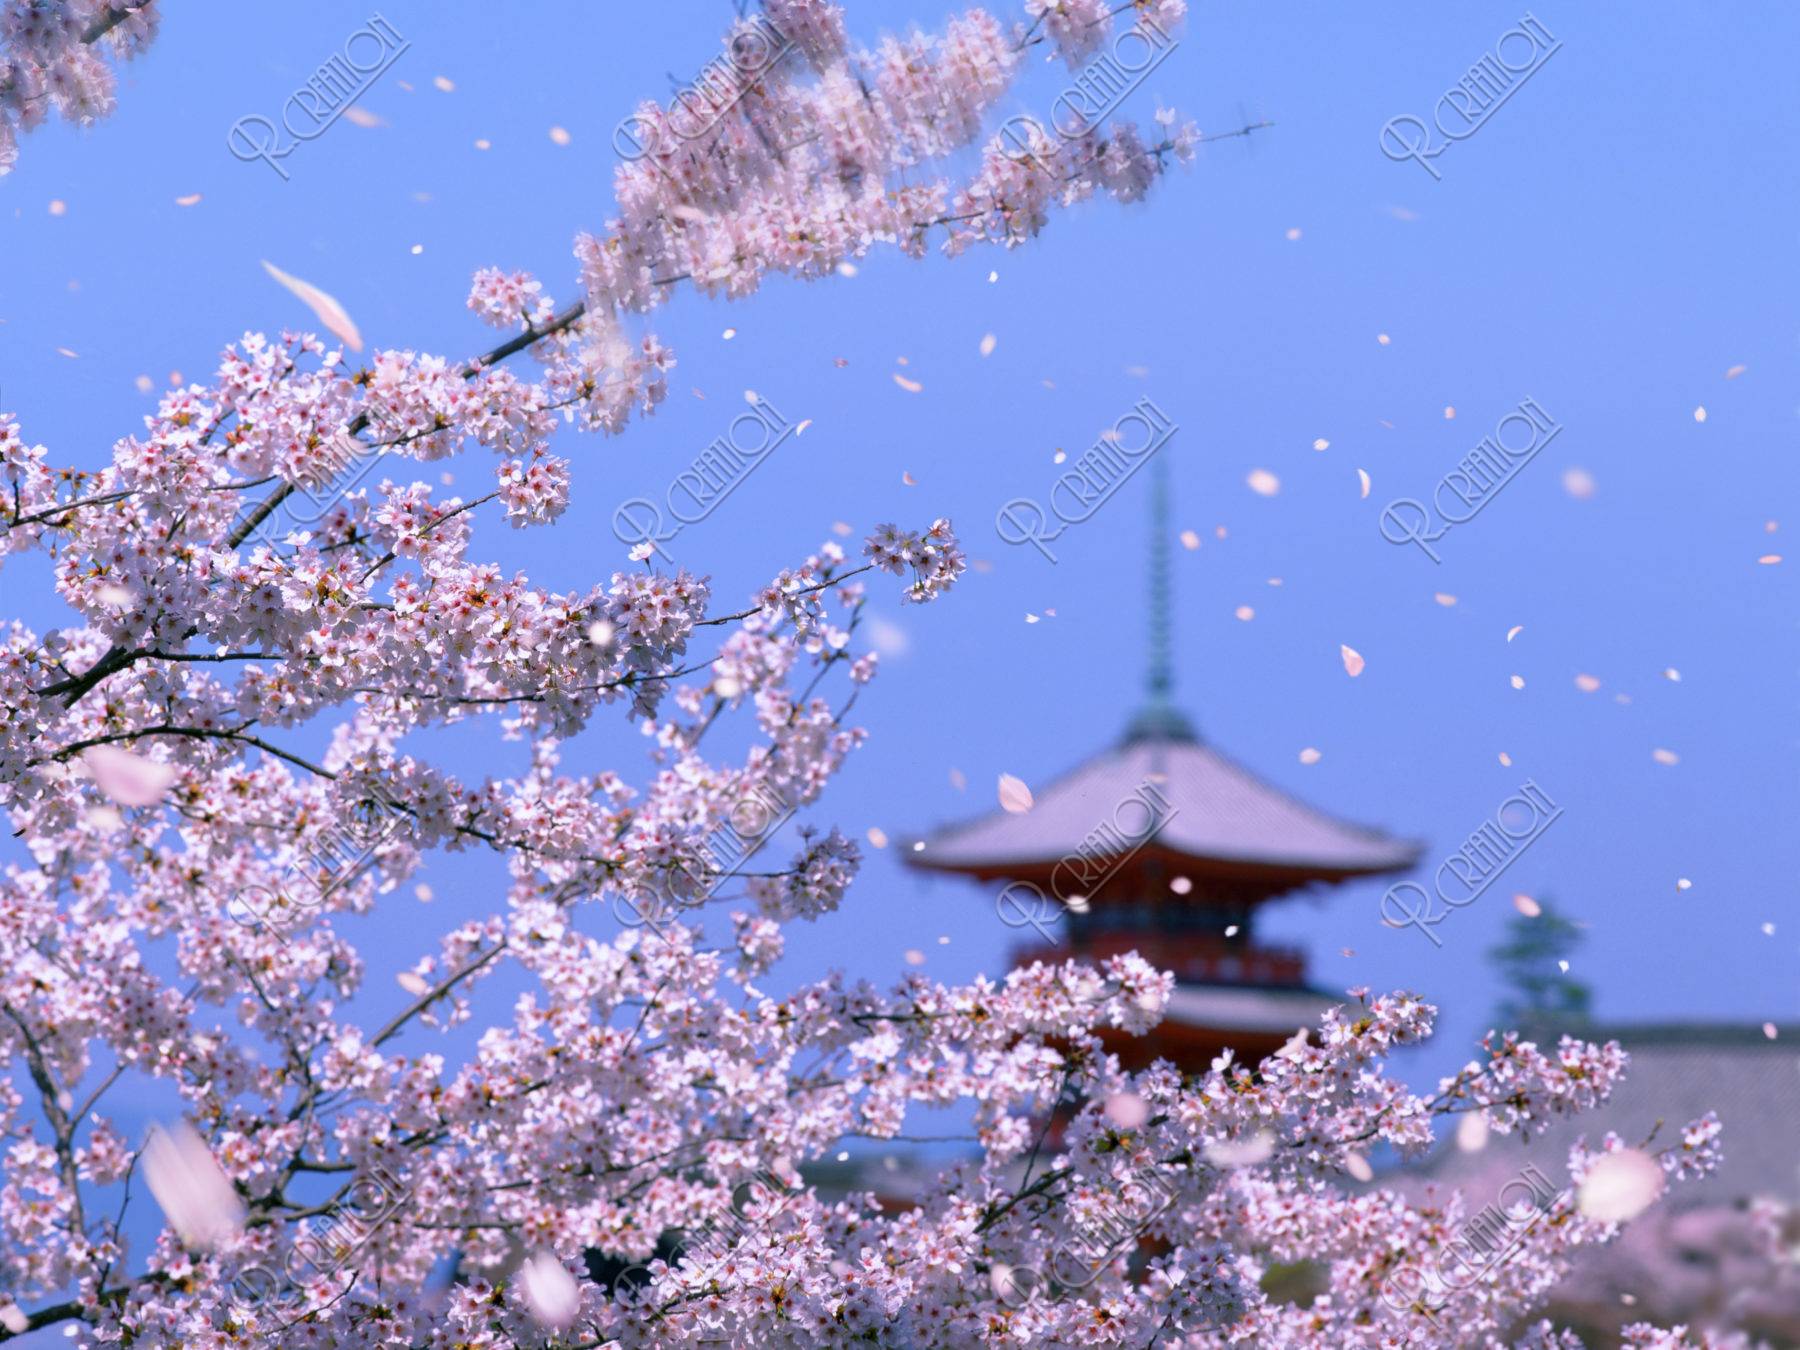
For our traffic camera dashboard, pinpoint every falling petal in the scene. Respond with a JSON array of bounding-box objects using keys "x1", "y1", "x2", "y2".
[
  {"x1": 893, "y1": 374, "x2": 923, "y2": 393},
  {"x1": 949, "y1": 768, "x2": 966, "y2": 791},
  {"x1": 1285, "y1": 227, "x2": 1302, "y2": 241},
  {"x1": 1455, "y1": 1112, "x2": 1490, "y2": 1153},
  {"x1": 433, "y1": 75, "x2": 455, "y2": 91},
  {"x1": 1204, "y1": 1132, "x2": 1276, "y2": 1167},
  {"x1": 1234, "y1": 605, "x2": 1254, "y2": 621},
  {"x1": 1025, "y1": 612, "x2": 1039, "y2": 623},
  {"x1": 48, "y1": 198, "x2": 65, "y2": 216},
  {"x1": 902, "y1": 471, "x2": 917, "y2": 485},
  {"x1": 1498, "y1": 752, "x2": 1513, "y2": 766},
  {"x1": 1179, "y1": 529, "x2": 1200, "y2": 550},
  {"x1": 1663, "y1": 668, "x2": 1681, "y2": 682},
  {"x1": 1506, "y1": 626, "x2": 1524, "y2": 642},
  {"x1": 1725, "y1": 364, "x2": 1746, "y2": 379},
  {"x1": 722, "y1": 327, "x2": 737, "y2": 340},
  {"x1": 1510, "y1": 675, "x2": 1525, "y2": 690},
  {"x1": 1653, "y1": 748, "x2": 1679, "y2": 765},
  {"x1": 174, "y1": 193, "x2": 202, "y2": 206},
  {"x1": 341, "y1": 106, "x2": 384, "y2": 128},
  {"x1": 866, "y1": 827, "x2": 888, "y2": 849},
  {"x1": 1693, "y1": 406, "x2": 1707, "y2": 423},
  {"x1": 1313, "y1": 438, "x2": 1330, "y2": 451},
  {"x1": 262, "y1": 260, "x2": 363, "y2": 351},
  {"x1": 414, "y1": 883, "x2": 434, "y2": 901},
  {"x1": 1562, "y1": 467, "x2": 1597, "y2": 499},
  {"x1": 134, "y1": 374, "x2": 153, "y2": 393},
  {"x1": 1434, "y1": 592, "x2": 1456, "y2": 606},
  {"x1": 1344, "y1": 1152, "x2": 1374, "y2": 1181},
  {"x1": 1513, "y1": 894, "x2": 1541, "y2": 917},
  {"x1": 143, "y1": 1121, "x2": 245, "y2": 1251},
  {"x1": 1247, "y1": 469, "x2": 1280, "y2": 496},
  {"x1": 1575, "y1": 674, "x2": 1601, "y2": 692},
  {"x1": 832, "y1": 521, "x2": 852, "y2": 536},
  {"x1": 548, "y1": 125, "x2": 571, "y2": 145},
  {"x1": 474, "y1": 137, "x2": 491, "y2": 150},
  {"x1": 837, "y1": 262, "x2": 858, "y2": 278},
  {"x1": 1298, "y1": 747, "x2": 1321, "y2": 765},
  {"x1": 84, "y1": 745, "x2": 175, "y2": 807},
  {"x1": 1444, "y1": 406, "x2": 1456, "y2": 419},
  {"x1": 1763, "y1": 1022, "x2": 1778, "y2": 1040},
  {"x1": 997, "y1": 774, "x2": 1034, "y2": 814},
  {"x1": 1104, "y1": 1093, "x2": 1149, "y2": 1128},
  {"x1": 1357, "y1": 468, "x2": 1371, "y2": 499},
  {"x1": 1376, "y1": 333, "x2": 1391, "y2": 346},
  {"x1": 1169, "y1": 876, "x2": 1193, "y2": 895},
  {"x1": 795, "y1": 419, "x2": 812, "y2": 435},
  {"x1": 979, "y1": 333, "x2": 997, "y2": 357},
  {"x1": 1676, "y1": 878, "x2": 1692, "y2": 891},
  {"x1": 397, "y1": 971, "x2": 430, "y2": 996},
  {"x1": 1577, "y1": 1149, "x2": 1664, "y2": 1224},
  {"x1": 518, "y1": 1252, "x2": 581, "y2": 1331},
  {"x1": 1758, "y1": 554, "x2": 1782, "y2": 565},
  {"x1": 904, "y1": 948, "x2": 926, "y2": 966},
  {"x1": 1340, "y1": 645, "x2": 1365, "y2": 678}
]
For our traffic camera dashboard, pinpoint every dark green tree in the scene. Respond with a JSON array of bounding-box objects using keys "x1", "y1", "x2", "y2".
[{"x1": 1488, "y1": 898, "x2": 1593, "y2": 1032}]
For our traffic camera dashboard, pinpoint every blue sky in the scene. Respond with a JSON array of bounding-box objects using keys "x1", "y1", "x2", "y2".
[{"x1": 3, "y1": 0, "x2": 1796, "y2": 1188}]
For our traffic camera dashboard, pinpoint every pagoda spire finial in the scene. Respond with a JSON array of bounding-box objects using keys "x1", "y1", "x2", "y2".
[
  {"x1": 1123, "y1": 452, "x2": 1197, "y2": 745},
  {"x1": 1146, "y1": 451, "x2": 1174, "y2": 703}
]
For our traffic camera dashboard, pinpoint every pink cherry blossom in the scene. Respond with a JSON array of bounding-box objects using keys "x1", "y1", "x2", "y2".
[{"x1": 0, "y1": 4, "x2": 1725, "y2": 1347}]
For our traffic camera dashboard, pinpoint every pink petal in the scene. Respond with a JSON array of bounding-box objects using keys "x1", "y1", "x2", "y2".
[
  {"x1": 262, "y1": 260, "x2": 364, "y2": 351},
  {"x1": 83, "y1": 745, "x2": 175, "y2": 807},
  {"x1": 1577, "y1": 1149, "x2": 1664, "y2": 1223}
]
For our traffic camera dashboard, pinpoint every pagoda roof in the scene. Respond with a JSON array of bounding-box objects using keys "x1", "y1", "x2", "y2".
[{"x1": 907, "y1": 730, "x2": 1422, "y2": 881}]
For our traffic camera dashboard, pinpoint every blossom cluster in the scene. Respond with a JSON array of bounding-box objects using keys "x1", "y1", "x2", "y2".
[
  {"x1": 0, "y1": 0, "x2": 158, "y2": 174},
  {"x1": 0, "y1": 1, "x2": 1730, "y2": 1347}
]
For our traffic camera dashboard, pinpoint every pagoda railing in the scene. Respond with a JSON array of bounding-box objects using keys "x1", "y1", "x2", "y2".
[{"x1": 1011, "y1": 934, "x2": 1310, "y2": 988}]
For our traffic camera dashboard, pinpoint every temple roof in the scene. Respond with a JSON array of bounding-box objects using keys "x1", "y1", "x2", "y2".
[
  {"x1": 907, "y1": 732, "x2": 1423, "y2": 879},
  {"x1": 1391, "y1": 1020, "x2": 1800, "y2": 1205},
  {"x1": 908, "y1": 456, "x2": 1420, "y2": 887}
]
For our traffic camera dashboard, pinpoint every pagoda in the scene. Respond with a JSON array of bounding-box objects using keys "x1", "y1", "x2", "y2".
[{"x1": 905, "y1": 459, "x2": 1421, "y2": 1069}]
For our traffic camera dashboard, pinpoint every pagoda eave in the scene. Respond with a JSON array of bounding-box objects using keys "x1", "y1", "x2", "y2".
[{"x1": 905, "y1": 838, "x2": 1419, "y2": 895}]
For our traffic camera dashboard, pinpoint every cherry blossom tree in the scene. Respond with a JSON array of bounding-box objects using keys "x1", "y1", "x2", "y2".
[
  {"x1": 0, "y1": 2, "x2": 1738, "y2": 1346},
  {"x1": 0, "y1": 0, "x2": 158, "y2": 175}
]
